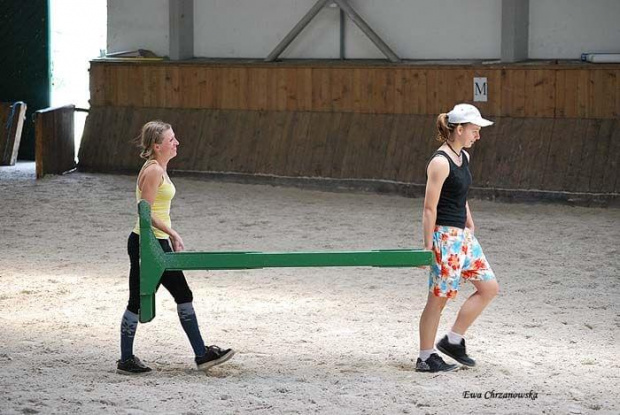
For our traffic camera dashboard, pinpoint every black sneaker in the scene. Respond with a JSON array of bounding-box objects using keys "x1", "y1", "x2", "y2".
[
  {"x1": 436, "y1": 335, "x2": 476, "y2": 367},
  {"x1": 116, "y1": 355, "x2": 152, "y2": 374},
  {"x1": 195, "y1": 345, "x2": 235, "y2": 371},
  {"x1": 415, "y1": 353, "x2": 458, "y2": 372}
]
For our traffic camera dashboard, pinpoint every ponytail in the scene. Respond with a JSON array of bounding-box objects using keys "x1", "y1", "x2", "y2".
[{"x1": 436, "y1": 113, "x2": 453, "y2": 142}]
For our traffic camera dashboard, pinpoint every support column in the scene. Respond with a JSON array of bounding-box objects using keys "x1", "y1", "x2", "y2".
[
  {"x1": 169, "y1": 0, "x2": 194, "y2": 60},
  {"x1": 501, "y1": 0, "x2": 529, "y2": 62}
]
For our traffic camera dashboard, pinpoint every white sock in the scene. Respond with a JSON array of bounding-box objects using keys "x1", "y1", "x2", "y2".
[
  {"x1": 447, "y1": 330, "x2": 464, "y2": 345},
  {"x1": 419, "y1": 349, "x2": 435, "y2": 361}
]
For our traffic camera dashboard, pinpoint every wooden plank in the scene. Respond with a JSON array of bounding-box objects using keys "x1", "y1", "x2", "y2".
[
  {"x1": 126, "y1": 65, "x2": 144, "y2": 107},
  {"x1": 359, "y1": 114, "x2": 394, "y2": 179},
  {"x1": 0, "y1": 102, "x2": 26, "y2": 166},
  {"x1": 78, "y1": 106, "x2": 102, "y2": 168},
  {"x1": 258, "y1": 111, "x2": 289, "y2": 174},
  {"x1": 371, "y1": 69, "x2": 394, "y2": 114},
  {"x1": 115, "y1": 66, "x2": 131, "y2": 107},
  {"x1": 393, "y1": 69, "x2": 407, "y2": 114},
  {"x1": 89, "y1": 63, "x2": 106, "y2": 107},
  {"x1": 144, "y1": 66, "x2": 165, "y2": 108},
  {"x1": 179, "y1": 66, "x2": 201, "y2": 108},
  {"x1": 198, "y1": 68, "x2": 216, "y2": 109},
  {"x1": 470, "y1": 117, "x2": 502, "y2": 187},
  {"x1": 325, "y1": 112, "x2": 353, "y2": 178},
  {"x1": 540, "y1": 119, "x2": 576, "y2": 191},
  {"x1": 380, "y1": 113, "x2": 406, "y2": 179},
  {"x1": 295, "y1": 68, "x2": 313, "y2": 111},
  {"x1": 394, "y1": 68, "x2": 426, "y2": 115},
  {"x1": 560, "y1": 118, "x2": 589, "y2": 191},
  {"x1": 501, "y1": 69, "x2": 525, "y2": 117},
  {"x1": 494, "y1": 118, "x2": 525, "y2": 188},
  {"x1": 330, "y1": 68, "x2": 353, "y2": 112},
  {"x1": 0, "y1": 103, "x2": 11, "y2": 164},
  {"x1": 191, "y1": 109, "x2": 217, "y2": 171},
  {"x1": 285, "y1": 112, "x2": 312, "y2": 176},
  {"x1": 204, "y1": 110, "x2": 235, "y2": 171},
  {"x1": 513, "y1": 118, "x2": 546, "y2": 189},
  {"x1": 352, "y1": 68, "x2": 373, "y2": 113},
  {"x1": 163, "y1": 66, "x2": 180, "y2": 108},
  {"x1": 247, "y1": 67, "x2": 268, "y2": 110},
  {"x1": 270, "y1": 67, "x2": 288, "y2": 112},
  {"x1": 104, "y1": 64, "x2": 118, "y2": 106},
  {"x1": 402, "y1": 115, "x2": 434, "y2": 184},
  {"x1": 554, "y1": 70, "x2": 567, "y2": 118},
  {"x1": 587, "y1": 119, "x2": 614, "y2": 193},
  {"x1": 487, "y1": 69, "x2": 503, "y2": 116},
  {"x1": 318, "y1": 112, "x2": 344, "y2": 177},
  {"x1": 453, "y1": 69, "x2": 472, "y2": 107},
  {"x1": 35, "y1": 106, "x2": 76, "y2": 177},
  {"x1": 302, "y1": 112, "x2": 333, "y2": 176},
  {"x1": 117, "y1": 108, "x2": 146, "y2": 171},
  {"x1": 220, "y1": 66, "x2": 239, "y2": 110},
  {"x1": 560, "y1": 70, "x2": 579, "y2": 118},
  {"x1": 573, "y1": 120, "x2": 601, "y2": 192},
  {"x1": 425, "y1": 69, "x2": 439, "y2": 116},
  {"x1": 284, "y1": 69, "x2": 299, "y2": 111},
  {"x1": 436, "y1": 70, "x2": 453, "y2": 115},
  {"x1": 576, "y1": 69, "x2": 590, "y2": 118},
  {"x1": 524, "y1": 70, "x2": 555, "y2": 117},
  {"x1": 414, "y1": 70, "x2": 428, "y2": 115},
  {"x1": 608, "y1": 120, "x2": 620, "y2": 193},
  {"x1": 312, "y1": 68, "x2": 331, "y2": 112},
  {"x1": 242, "y1": 111, "x2": 267, "y2": 173},
  {"x1": 340, "y1": 113, "x2": 367, "y2": 178},
  {"x1": 590, "y1": 70, "x2": 616, "y2": 119}
]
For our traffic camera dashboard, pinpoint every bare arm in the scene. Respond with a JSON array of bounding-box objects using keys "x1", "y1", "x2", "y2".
[
  {"x1": 422, "y1": 157, "x2": 450, "y2": 250},
  {"x1": 465, "y1": 201, "x2": 475, "y2": 233},
  {"x1": 139, "y1": 165, "x2": 185, "y2": 252},
  {"x1": 463, "y1": 151, "x2": 475, "y2": 233}
]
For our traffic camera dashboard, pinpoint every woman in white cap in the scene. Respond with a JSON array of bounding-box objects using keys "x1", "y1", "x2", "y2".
[{"x1": 416, "y1": 103, "x2": 500, "y2": 372}]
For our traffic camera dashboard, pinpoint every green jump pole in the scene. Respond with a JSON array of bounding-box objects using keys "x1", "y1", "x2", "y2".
[{"x1": 138, "y1": 200, "x2": 431, "y2": 323}]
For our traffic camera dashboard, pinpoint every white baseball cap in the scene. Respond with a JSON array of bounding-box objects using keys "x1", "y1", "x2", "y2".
[{"x1": 447, "y1": 103, "x2": 493, "y2": 127}]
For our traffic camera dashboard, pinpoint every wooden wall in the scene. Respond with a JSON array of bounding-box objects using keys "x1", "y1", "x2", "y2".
[
  {"x1": 90, "y1": 60, "x2": 620, "y2": 119},
  {"x1": 35, "y1": 105, "x2": 76, "y2": 178},
  {"x1": 79, "y1": 107, "x2": 620, "y2": 195},
  {"x1": 80, "y1": 60, "x2": 620, "y2": 203}
]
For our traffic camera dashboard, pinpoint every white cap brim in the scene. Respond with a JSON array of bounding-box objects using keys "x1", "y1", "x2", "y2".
[{"x1": 472, "y1": 117, "x2": 493, "y2": 127}]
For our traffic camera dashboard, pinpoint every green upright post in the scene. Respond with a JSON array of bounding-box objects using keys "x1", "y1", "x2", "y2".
[{"x1": 138, "y1": 200, "x2": 431, "y2": 323}]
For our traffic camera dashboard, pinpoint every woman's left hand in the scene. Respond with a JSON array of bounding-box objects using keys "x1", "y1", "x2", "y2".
[{"x1": 170, "y1": 232, "x2": 185, "y2": 252}]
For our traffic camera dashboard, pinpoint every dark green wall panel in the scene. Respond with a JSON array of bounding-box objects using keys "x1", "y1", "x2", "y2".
[{"x1": 0, "y1": 0, "x2": 50, "y2": 160}]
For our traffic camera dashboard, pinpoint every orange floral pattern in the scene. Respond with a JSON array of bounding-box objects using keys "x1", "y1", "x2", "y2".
[{"x1": 428, "y1": 225, "x2": 495, "y2": 298}]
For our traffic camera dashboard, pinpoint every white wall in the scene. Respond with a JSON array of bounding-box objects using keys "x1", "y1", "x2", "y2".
[
  {"x1": 107, "y1": 0, "x2": 620, "y2": 60},
  {"x1": 343, "y1": 0, "x2": 501, "y2": 60},
  {"x1": 107, "y1": 0, "x2": 169, "y2": 56},
  {"x1": 194, "y1": 0, "x2": 340, "y2": 59},
  {"x1": 529, "y1": 0, "x2": 620, "y2": 59},
  {"x1": 194, "y1": 0, "x2": 501, "y2": 59}
]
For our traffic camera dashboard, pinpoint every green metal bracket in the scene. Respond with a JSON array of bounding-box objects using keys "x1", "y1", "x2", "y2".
[{"x1": 138, "y1": 200, "x2": 431, "y2": 323}]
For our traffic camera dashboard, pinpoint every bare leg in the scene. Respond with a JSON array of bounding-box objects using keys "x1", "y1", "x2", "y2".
[
  {"x1": 451, "y1": 279, "x2": 499, "y2": 335},
  {"x1": 419, "y1": 292, "x2": 449, "y2": 350}
]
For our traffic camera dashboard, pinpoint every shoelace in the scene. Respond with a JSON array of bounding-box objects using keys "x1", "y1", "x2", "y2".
[{"x1": 207, "y1": 345, "x2": 223, "y2": 354}]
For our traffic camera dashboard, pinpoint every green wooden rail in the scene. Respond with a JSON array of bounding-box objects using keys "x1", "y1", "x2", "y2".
[{"x1": 138, "y1": 200, "x2": 431, "y2": 323}]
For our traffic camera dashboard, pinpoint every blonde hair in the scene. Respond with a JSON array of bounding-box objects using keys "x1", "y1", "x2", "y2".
[
  {"x1": 134, "y1": 120, "x2": 171, "y2": 159},
  {"x1": 436, "y1": 113, "x2": 468, "y2": 142}
]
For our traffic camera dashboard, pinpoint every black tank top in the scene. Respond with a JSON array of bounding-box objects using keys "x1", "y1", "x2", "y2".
[{"x1": 427, "y1": 150, "x2": 472, "y2": 229}]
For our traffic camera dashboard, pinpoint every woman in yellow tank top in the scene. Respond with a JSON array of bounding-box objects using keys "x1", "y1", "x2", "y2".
[{"x1": 117, "y1": 120, "x2": 235, "y2": 374}]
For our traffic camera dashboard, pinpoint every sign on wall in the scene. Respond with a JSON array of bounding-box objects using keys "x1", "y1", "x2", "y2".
[{"x1": 473, "y1": 77, "x2": 488, "y2": 102}]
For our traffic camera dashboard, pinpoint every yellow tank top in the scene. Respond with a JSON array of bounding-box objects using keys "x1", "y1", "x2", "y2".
[{"x1": 132, "y1": 160, "x2": 176, "y2": 239}]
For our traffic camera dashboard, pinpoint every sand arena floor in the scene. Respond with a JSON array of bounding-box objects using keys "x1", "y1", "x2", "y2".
[{"x1": 1, "y1": 162, "x2": 619, "y2": 415}]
